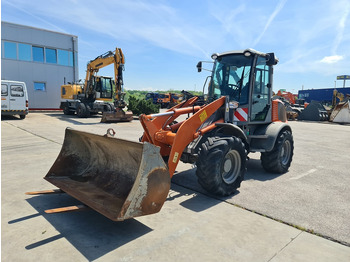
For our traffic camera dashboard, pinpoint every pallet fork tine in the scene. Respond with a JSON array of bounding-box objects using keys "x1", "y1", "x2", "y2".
[
  {"x1": 25, "y1": 189, "x2": 64, "y2": 195},
  {"x1": 45, "y1": 205, "x2": 89, "y2": 214}
]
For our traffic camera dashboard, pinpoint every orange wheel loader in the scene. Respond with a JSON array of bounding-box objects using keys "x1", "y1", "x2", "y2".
[{"x1": 28, "y1": 49, "x2": 293, "y2": 221}]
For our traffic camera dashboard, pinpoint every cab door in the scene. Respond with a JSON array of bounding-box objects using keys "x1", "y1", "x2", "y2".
[
  {"x1": 250, "y1": 56, "x2": 271, "y2": 122},
  {"x1": 1, "y1": 83, "x2": 9, "y2": 110}
]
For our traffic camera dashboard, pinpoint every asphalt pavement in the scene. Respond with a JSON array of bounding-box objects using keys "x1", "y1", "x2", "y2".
[{"x1": 1, "y1": 112, "x2": 350, "y2": 261}]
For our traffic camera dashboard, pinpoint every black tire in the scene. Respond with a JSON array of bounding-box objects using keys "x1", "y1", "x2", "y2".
[
  {"x1": 76, "y1": 103, "x2": 89, "y2": 118},
  {"x1": 261, "y1": 130, "x2": 294, "y2": 173},
  {"x1": 63, "y1": 103, "x2": 74, "y2": 115},
  {"x1": 19, "y1": 114, "x2": 26, "y2": 119},
  {"x1": 105, "y1": 103, "x2": 114, "y2": 112},
  {"x1": 196, "y1": 136, "x2": 247, "y2": 196}
]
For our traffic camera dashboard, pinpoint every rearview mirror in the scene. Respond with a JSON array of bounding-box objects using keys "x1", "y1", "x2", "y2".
[
  {"x1": 196, "y1": 61, "x2": 202, "y2": 72},
  {"x1": 266, "y1": 53, "x2": 278, "y2": 66}
]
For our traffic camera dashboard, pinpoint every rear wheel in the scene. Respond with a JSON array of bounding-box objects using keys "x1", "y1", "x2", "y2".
[
  {"x1": 63, "y1": 103, "x2": 74, "y2": 115},
  {"x1": 76, "y1": 103, "x2": 90, "y2": 118},
  {"x1": 19, "y1": 114, "x2": 26, "y2": 119},
  {"x1": 261, "y1": 130, "x2": 294, "y2": 173},
  {"x1": 196, "y1": 135, "x2": 247, "y2": 196}
]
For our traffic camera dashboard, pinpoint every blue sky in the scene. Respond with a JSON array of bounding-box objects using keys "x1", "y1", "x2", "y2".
[{"x1": 2, "y1": 0, "x2": 350, "y2": 93}]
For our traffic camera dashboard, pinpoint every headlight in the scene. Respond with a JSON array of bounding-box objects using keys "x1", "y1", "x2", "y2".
[
  {"x1": 229, "y1": 101, "x2": 239, "y2": 109},
  {"x1": 243, "y1": 51, "x2": 251, "y2": 57}
]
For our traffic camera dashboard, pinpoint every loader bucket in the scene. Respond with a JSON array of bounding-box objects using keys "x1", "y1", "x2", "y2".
[{"x1": 44, "y1": 128, "x2": 170, "y2": 221}]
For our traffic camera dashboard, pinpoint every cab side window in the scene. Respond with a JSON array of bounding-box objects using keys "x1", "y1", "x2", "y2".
[{"x1": 251, "y1": 57, "x2": 270, "y2": 121}]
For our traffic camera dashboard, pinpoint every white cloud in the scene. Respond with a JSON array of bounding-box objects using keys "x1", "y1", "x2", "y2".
[{"x1": 320, "y1": 55, "x2": 344, "y2": 64}]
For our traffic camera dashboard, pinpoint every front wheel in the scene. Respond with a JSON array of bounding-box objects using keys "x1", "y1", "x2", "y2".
[
  {"x1": 261, "y1": 130, "x2": 294, "y2": 173},
  {"x1": 196, "y1": 136, "x2": 247, "y2": 196}
]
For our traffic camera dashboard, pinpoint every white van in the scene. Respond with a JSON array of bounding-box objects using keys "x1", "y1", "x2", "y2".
[{"x1": 1, "y1": 80, "x2": 29, "y2": 119}]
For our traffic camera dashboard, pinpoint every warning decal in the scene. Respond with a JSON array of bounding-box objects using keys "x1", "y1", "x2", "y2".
[{"x1": 234, "y1": 108, "x2": 248, "y2": 121}]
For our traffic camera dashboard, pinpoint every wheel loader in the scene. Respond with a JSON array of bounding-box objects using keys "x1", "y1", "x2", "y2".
[{"x1": 28, "y1": 48, "x2": 294, "y2": 221}]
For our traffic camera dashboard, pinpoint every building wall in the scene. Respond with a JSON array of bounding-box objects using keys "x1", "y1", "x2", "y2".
[{"x1": 1, "y1": 21, "x2": 78, "y2": 109}]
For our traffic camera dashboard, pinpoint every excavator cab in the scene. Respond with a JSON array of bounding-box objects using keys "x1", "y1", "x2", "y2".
[
  {"x1": 83, "y1": 75, "x2": 114, "y2": 102},
  {"x1": 94, "y1": 76, "x2": 113, "y2": 99}
]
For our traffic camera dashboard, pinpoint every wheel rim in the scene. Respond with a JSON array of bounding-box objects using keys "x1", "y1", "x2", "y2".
[
  {"x1": 281, "y1": 140, "x2": 291, "y2": 166},
  {"x1": 221, "y1": 150, "x2": 241, "y2": 184}
]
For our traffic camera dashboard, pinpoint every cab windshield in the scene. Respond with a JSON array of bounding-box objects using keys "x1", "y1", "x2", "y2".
[{"x1": 209, "y1": 54, "x2": 253, "y2": 104}]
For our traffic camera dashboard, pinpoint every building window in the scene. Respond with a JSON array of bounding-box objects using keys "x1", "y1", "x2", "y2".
[
  {"x1": 69, "y1": 51, "x2": 74, "y2": 66},
  {"x1": 4, "y1": 41, "x2": 17, "y2": 59},
  {"x1": 10, "y1": 85, "x2": 24, "y2": 97},
  {"x1": 34, "y1": 82, "x2": 46, "y2": 91},
  {"x1": 58, "y1": 49, "x2": 69, "y2": 66},
  {"x1": 18, "y1": 43, "x2": 31, "y2": 61},
  {"x1": 1, "y1": 84, "x2": 8, "y2": 96},
  {"x1": 46, "y1": 48, "x2": 57, "y2": 64},
  {"x1": 32, "y1": 46, "x2": 44, "y2": 62}
]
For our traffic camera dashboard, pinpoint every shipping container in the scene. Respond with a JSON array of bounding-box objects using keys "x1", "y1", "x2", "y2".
[{"x1": 298, "y1": 88, "x2": 350, "y2": 103}]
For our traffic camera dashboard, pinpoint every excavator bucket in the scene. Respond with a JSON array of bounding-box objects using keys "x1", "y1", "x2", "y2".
[
  {"x1": 44, "y1": 128, "x2": 170, "y2": 221},
  {"x1": 298, "y1": 101, "x2": 329, "y2": 121},
  {"x1": 329, "y1": 101, "x2": 350, "y2": 123},
  {"x1": 100, "y1": 109, "x2": 133, "y2": 123}
]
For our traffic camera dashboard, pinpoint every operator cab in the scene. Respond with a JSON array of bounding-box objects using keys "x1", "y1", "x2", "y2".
[
  {"x1": 202, "y1": 49, "x2": 278, "y2": 123},
  {"x1": 93, "y1": 76, "x2": 114, "y2": 99}
]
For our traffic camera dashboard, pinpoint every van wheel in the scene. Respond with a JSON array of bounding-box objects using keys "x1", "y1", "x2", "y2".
[
  {"x1": 261, "y1": 130, "x2": 294, "y2": 173},
  {"x1": 196, "y1": 135, "x2": 247, "y2": 196},
  {"x1": 20, "y1": 114, "x2": 26, "y2": 119}
]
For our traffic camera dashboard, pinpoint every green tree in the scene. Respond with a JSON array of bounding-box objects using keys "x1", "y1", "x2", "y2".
[{"x1": 128, "y1": 95, "x2": 160, "y2": 115}]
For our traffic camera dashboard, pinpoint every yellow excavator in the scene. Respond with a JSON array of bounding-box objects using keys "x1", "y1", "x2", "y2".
[{"x1": 60, "y1": 47, "x2": 133, "y2": 122}]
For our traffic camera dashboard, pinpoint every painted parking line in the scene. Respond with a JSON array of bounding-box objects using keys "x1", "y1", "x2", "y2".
[{"x1": 290, "y1": 168, "x2": 317, "y2": 180}]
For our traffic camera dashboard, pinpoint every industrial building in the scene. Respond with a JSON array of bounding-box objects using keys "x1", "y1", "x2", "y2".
[{"x1": 1, "y1": 21, "x2": 78, "y2": 109}]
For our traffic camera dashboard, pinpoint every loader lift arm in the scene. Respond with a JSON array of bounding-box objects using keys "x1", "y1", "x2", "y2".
[{"x1": 140, "y1": 96, "x2": 226, "y2": 176}]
